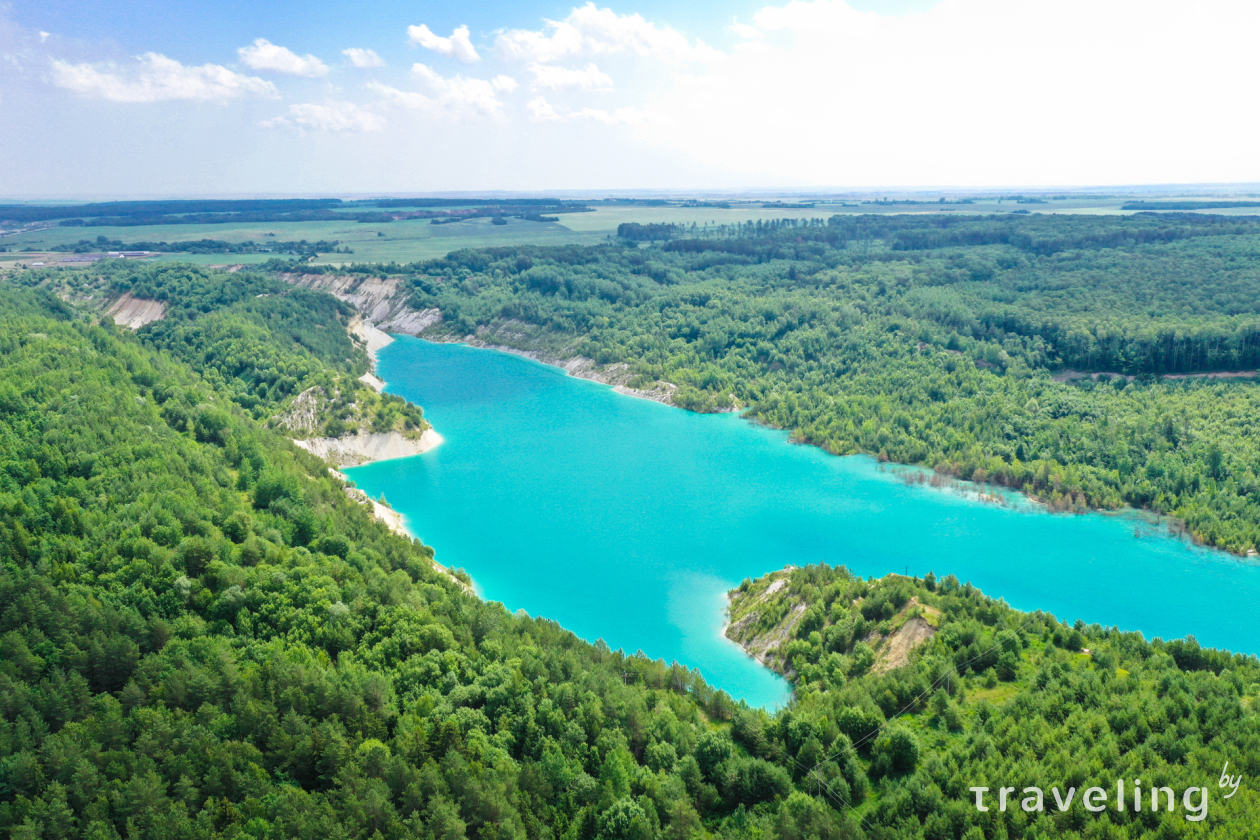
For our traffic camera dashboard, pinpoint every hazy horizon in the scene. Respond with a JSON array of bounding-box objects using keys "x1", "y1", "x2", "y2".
[{"x1": 6, "y1": 183, "x2": 1260, "y2": 203}]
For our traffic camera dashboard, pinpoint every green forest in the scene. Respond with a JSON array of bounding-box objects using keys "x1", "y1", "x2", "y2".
[
  {"x1": 0, "y1": 281, "x2": 774, "y2": 840},
  {"x1": 724, "y1": 563, "x2": 1260, "y2": 839},
  {"x1": 0, "y1": 270, "x2": 1256, "y2": 839},
  {"x1": 5, "y1": 211, "x2": 1260, "y2": 839},
  {"x1": 351, "y1": 213, "x2": 1260, "y2": 554}
]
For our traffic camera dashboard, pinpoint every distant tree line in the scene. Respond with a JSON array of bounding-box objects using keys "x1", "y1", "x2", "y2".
[
  {"x1": 0, "y1": 198, "x2": 343, "y2": 224},
  {"x1": 50, "y1": 237, "x2": 348, "y2": 256},
  {"x1": 1123, "y1": 200, "x2": 1260, "y2": 210}
]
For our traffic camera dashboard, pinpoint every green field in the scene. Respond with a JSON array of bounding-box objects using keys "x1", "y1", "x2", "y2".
[
  {"x1": 0, "y1": 251, "x2": 280, "y2": 271},
  {"x1": 0, "y1": 216, "x2": 607, "y2": 265},
  {"x1": 5, "y1": 196, "x2": 1260, "y2": 266},
  {"x1": 317, "y1": 216, "x2": 609, "y2": 264}
]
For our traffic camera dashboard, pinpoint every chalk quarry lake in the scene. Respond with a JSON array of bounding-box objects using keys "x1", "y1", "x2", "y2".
[{"x1": 346, "y1": 337, "x2": 1260, "y2": 709}]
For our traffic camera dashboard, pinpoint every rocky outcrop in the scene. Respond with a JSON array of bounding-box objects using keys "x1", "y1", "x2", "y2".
[
  {"x1": 272, "y1": 386, "x2": 327, "y2": 437},
  {"x1": 724, "y1": 570, "x2": 810, "y2": 674},
  {"x1": 728, "y1": 602, "x2": 808, "y2": 675},
  {"x1": 348, "y1": 316, "x2": 394, "y2": 393},
  {"x1": 349, "y1": 315, "x2": 394, "y2": 361},
  {"x1": 460, "y1": 333, "x2": 686, "y2": 407},
  {"x1": 359, "y1": 372, "x2": 387, "y2": 392}
]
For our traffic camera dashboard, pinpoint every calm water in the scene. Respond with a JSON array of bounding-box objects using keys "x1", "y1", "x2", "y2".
[{"x1": 347, "y1": 337, "x2": 1260, "y2": 709}]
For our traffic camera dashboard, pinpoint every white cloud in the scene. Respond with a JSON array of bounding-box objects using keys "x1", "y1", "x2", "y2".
[
  {"x1": 342, "y1": 48, "x2": 383, "y2": 68},
  {"x1": 261, "y1": 100, "x2": 385, "y2": 132},
  {"x1": 527, "y1": 94, "x2": 658, "y2": 126},
  {"x1": 496, "y1": 2, "x2": 720, "y2": 63},
  {"x1": 639, "y1": 0, "x2": 1260, "y2": 186},
  {"x1": 571, "y1": 105, "x2": 658, "y2": 125},
  {"x1": 527, "y1": 96, "x2": 562, "y2": 120},
  {"x1": 408, "y1": 24, "x2": 479, "y2": 63},
  {"x1": 21, "y1": 0, "x2": 1260, "y2": 193},
  {"x1": 369, "y1": 65, "x2": 517, "y2": 118},
  {"x1": 39, "y1": 31, "x2": 49, "y2": 43},
  {"x1": 728, "y1": 21, "x2": 762, "y2": 39},
  {"x1": 238, "y1": 38, "x2": 329, "y2": 77},
  {"x1": 367, "y1": 81, "x2": 433, "y2": 110},
  {"x1": 50, "y1": 53, "x2": 277, "y2": 103},
  {"x1": 528, "y1": 62, "x2": 613, "y2": 92}
]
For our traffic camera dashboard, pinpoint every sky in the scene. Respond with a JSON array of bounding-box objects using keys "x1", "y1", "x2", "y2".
[{"x1": 2, "y1": 0, "x2": 1258, "y2": 197}]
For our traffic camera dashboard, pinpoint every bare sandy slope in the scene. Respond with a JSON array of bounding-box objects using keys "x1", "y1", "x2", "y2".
[
  {"x1": 105, "y1": 293, "x2": 166, "y2": 329},
  {"x1": 293, "y1": 428, "x2": 443, "y2": 468},
  {"x1": 282, "y1": 274, "x2": 442, "y2": 336}
]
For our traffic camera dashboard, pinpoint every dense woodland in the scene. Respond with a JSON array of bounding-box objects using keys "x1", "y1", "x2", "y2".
[
  {"x1": 0, "y1": 272, "x2": 1254, "y2": 840},
  {"x1": 368, "y1": 213, "x2": 1260, "y2": 554},
  {"x1": 0, "y1": 281, "x2": 785, "y2": 840},
  {"x1": 726, "y1": 564, "x2": 1260, "y2": 839}
]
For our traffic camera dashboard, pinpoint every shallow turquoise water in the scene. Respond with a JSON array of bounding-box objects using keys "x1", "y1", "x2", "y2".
[{"x1": 347, "y1": 337, "x2": 1260, "y2": 709}]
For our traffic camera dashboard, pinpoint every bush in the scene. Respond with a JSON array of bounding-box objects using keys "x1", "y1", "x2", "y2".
[{"x1": 871, "y1": 726, "x2": 919, "y2": 776}]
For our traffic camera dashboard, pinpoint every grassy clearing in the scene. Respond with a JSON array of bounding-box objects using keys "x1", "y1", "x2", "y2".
[{"x1": 964, "y1": 683, "x2": 1020, "y2": 705}]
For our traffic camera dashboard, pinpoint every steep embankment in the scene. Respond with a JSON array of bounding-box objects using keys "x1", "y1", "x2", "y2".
[
  {"x1": 237, "y1": 289, "x2": 442, "y2": 469},
  {"x1": 104, "y1": 291, "x2": 166, "y2": 329},
  {"x1": 725, "y1": 572, "x2": 808, "y2": 674},
  {"x1": 278, "y1": 271, "x2": 693, "y2": 407},
  {"x1": 280, "y1": 273, "x2": 441, "y2": 335}
]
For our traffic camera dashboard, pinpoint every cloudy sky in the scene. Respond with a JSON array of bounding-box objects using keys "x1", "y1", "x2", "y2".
[{"x1": 2, "y1": 0, "x2": 1258, "y2": 197}]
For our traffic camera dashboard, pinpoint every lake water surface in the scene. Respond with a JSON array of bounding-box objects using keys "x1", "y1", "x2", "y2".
[{"x1": 347, "y1": 337, "x2": 1260, "y2": 709}]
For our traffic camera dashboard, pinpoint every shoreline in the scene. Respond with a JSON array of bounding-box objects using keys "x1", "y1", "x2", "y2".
[
  {"x1": 330, "y1": 469, "x2": 475, "y2": 596},
  {"x1": 410, "y1": 332, "x2": 1254, "y2": 563},
  {"x1": 451, "y1": 337, "x2": 686, "y2": 408},
  {"x1": 880, "y1": 461, "x2": 1214, "y2": 548},
  {"x1": 431, "y1": 333, "x2": 740, "y2": 411},
  {"x1": 288, "y1": 313, "x2": 445, "y2": 470},
  {"x1": 281, "y1": 276, "x2": 1250, "y2": 561},
  {"x1": 332, "y1": 329, "x2": 1260, "y2": 699}
]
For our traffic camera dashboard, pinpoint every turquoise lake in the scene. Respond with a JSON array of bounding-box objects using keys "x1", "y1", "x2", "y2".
[{"x1": 347, "y1": 337, "x2": 1260, "y2": 709}]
